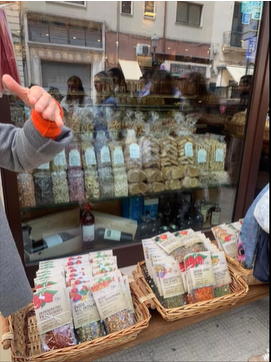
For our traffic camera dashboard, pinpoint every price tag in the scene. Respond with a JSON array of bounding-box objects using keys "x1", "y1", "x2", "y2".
[
  {"x1": 113, "y1": 148, "x2": 124, "y2": 165},
  {"x1": 185, "y1": 142, "x2": 193, "y2": 157},
  {"x1": 129, "y1": 143, "x2": 140, "y2": 159},
  {"x1": 198, "y1": 149, "x2": 206, "y2": 163},
  {"x1": 215, "y1": 148, "x2": 224, "y2": 162},
  {"x1": 85, "y1": 148, "x2": 97, "y2": 166},
  {"x1": 101, "y1": 146, "x2": 110, "y2": 163}
]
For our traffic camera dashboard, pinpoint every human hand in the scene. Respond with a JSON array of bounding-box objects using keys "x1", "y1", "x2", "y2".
[{"x1": 2, "y1": 74, "x2": 63, "y2": 127}]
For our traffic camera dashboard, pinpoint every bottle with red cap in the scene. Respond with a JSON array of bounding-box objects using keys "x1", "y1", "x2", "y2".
[{"x1": 81, "y1": 202, "x2": 95, "y2": 250}]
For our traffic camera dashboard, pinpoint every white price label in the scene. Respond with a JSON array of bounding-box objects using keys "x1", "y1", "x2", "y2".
[{"x1": 129, "y1": 143, "x2": 140, "y2": 159}]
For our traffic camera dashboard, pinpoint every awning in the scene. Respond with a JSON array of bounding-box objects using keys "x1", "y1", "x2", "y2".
[
  {"x1": 226, "y1": 66, "x2": 253, "y2": 83},
  {"x1": 119, "y1": 59, "x2": 142, "y2": 81}
]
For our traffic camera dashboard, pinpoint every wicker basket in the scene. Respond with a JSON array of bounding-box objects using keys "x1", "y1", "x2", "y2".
[
  {"x1": 134, "y1": 260, "x2": 248, "y2": 322},
  {"x1": 225, "y1": 112, "x2": 246, "y2": 138},
  {"x1": 225, "y1": 255, "x2": 268, "y2": 286},
  {"x1": 1, "y1": 282, "x2": 151, "y2": 362}
]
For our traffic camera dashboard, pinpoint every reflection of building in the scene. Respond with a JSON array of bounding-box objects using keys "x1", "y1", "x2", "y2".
[{"x1": 1, "y1": 1, "x2": 262, "y2": 97}]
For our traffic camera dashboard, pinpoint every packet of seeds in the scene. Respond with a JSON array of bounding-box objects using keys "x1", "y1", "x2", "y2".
[
  {"x1": 153, "y1": 255, "x2": 187, "y2": 308},
  {"x1": 92, "y1": 256, "x2": 118, "y2": 276},
  {"x1": 91, "y1": 271, "x2": 133, "y2": 334},
  {"x1": 33, "y1": 285, "x2": 76, "y2": 351},
  {"x1": 121, "y1": 275, "x2": 136, "y2": 325},
  {"x1": 210, "y1": 247, "x2": 232, "y2": 298},
  {"x1": 152, "y1": 232, "x2": 181, "y2": 255},
  {"x1": 184, "y1": 251, "x2": 215, "y2": 303},
  {"x1": 68, "y1": 282, "x2": 105, "y2": 343},
  {"x1": 89, "y1": 250, "x2": 113, "y2": 263}
]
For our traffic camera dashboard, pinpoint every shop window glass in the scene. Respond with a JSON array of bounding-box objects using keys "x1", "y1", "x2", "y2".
[{"x1": 144, "y1": 1, "x2": 155, "y2": 18}]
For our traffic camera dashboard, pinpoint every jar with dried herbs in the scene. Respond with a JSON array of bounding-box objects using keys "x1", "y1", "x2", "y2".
[
  {"x1": 17, "y1": 173, "x2": 36, "y2": 208},
  {"x1": 52, "y1": 171, "x2": 69, "y2": 204},
  {"x1": 33, "y1": 171, "x2": 54, "y2": 206},
  {"x1": 68, "y1": 169, "x2": 85, "y2": 202}
]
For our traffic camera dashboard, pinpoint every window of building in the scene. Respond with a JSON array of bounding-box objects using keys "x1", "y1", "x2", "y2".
[
  {"x1": 176, "y1": 1, "x2": 203, "y2": 27},
  {"x1": 144, "y1": 1, "x2": 155, "y2": 18},
  {"x1": 28, "y1": 17, "x2": 102, "y2": 49},
  {"x1": 121, "y1": 1, "x2": 132, "y2": 15}
]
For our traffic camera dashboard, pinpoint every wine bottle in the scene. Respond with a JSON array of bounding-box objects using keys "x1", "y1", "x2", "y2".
[
  {"x1": 31, "y1": 232, "x2": 74, "y2": 253},
  {"x1": 81, "y1": 202, "x2": 95, "y2": 249},
  {"x1": 95, "y1": 227, "x2": 133, "y2": 242}
]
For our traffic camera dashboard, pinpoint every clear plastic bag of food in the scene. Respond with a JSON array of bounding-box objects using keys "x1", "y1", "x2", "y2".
[
  {"x1": 50, "y1": 150, "x2": 67, "y2": 172},
  {"x1": 98, "y1": 167, "x2": 114, "y2": 198},
  {"x1": 84, "y1": 168, "x2": 100, "y2": 199},
  {"x1": 33, "y1": 171, "x2": 54, "y2": 206},
  {"x1": 40, "y1": 323, "x2": 77, "y2": 351},
  {"x1": 81, "y1": 136, "x2": 97, "y2": 169},
  {"x1": 52, "y1": 171, "x2": 69, "y2": 204},
  {"x1": 17, "y1": 172, "x2": 36, "y2": 208},
  {"x1": 66, "y1": 136, "x2": 82, "y2": 170},
  {"x1": 67, "y1": 169, "x2": 85, "y2": 202}
]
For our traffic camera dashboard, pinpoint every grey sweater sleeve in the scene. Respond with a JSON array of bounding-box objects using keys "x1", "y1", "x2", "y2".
[
  {"x1": 0, "y1": 118, "x2": 72, "y2": 317},
  {"x1": 0, "y1": 118, "x2": 73, "y2": 172}
]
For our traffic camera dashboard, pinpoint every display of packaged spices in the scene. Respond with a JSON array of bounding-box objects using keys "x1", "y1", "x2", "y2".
[
  {"x1": 91, "y1": 272, "x2": 134, "y2": 334},
  {"x1": 17, "y1": 172, "x2": 36, "y2": 208},
  {"x1": 51, "y1": 171, "x2": 69, "y2": 204},
  {"x1": 121, "y1": 275, "x2": 136, "y2": 325},
  {"x1": 84, "y1": 168, "x2": 100, "y2": 200},
  {"x1": 33, "y1": 170, "x2": 54, "y2": 206},
  {"x1": 92, "y1": 256, "x2": 118, "y2": 276},
  {"x1": 94, "y1": 132, "x2": 112, "y2": 169},
  {"x1": 183, "y1": 251, "x2": 215, "y2": 303},
  {"x1": 67, "y1": 168, "x2": 85, "y2": 202},
  {"x1": 194, "y1": 135, "x2": 210, "y2": 172},
  {"x1": 33, "y1": 285, "x2": 76, "y2": 352},
  {"x1": 50, "y1": 150, "x2": 67, "y2": 172},
  {"x1": 68, "y1": 283, "x2": 105, "y2": 343},
  {"x1": 123, "y1": 129, "x2": 142, "y2": 170}
]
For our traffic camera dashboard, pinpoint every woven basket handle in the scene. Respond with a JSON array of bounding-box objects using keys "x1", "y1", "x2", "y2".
[
  {"x1": 132, "y1": 270, "x2": 156, "y2": 309},
  {"x1": 1, "y1": 314, "x2": 13, "y2": 350}
]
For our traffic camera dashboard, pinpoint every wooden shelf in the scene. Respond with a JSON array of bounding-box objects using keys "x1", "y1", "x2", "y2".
[{"x1": 82, "y1": 283, "x2": 269, "y2": 362}]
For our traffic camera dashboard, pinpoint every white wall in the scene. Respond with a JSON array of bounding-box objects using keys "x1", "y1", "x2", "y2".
[
  {"x1": 21, "y1": 1, "x2": 117, "y2": 29},
  {"x1": 166, "y1": 1, "x2": 215, "y2": 43}
]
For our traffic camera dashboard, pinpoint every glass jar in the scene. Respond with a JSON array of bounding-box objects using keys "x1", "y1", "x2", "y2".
[
  {"x1": 17, "y1": 173, "x2": 36, "y2": 208},
  {"x1": 52, "y1": 171, "x2": 69, "y2": 204}
]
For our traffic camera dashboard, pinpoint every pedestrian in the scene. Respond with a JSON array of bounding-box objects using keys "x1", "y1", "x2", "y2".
[{"x1": 0, "y1": 74, "x2": 72, "y2": 317}]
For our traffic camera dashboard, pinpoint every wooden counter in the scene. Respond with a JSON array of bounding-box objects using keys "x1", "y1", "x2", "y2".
[{"x1": 82, "y1": 283, "x2": 269, "y2": 362}]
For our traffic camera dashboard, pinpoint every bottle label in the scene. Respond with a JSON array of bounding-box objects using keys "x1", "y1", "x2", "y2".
[
  {"x1": 113, "y1": 148, "x2": 124, "y2": 165},
  {"x1": 211, "y1": 211, "x2": 221, "y2": 225},
  {"x1": 215, "y1": 148, "x2": 224, "y2": 162},
  {"x1": 53, "y1": 150, "x2": 66, "y2": 166},
  {"x1": 198, "y1": 149, "x2": 206, "y2": 163},
  {"x1": 184, "y1": 142, "x2": 193, "y2": 157},
  {"x1": 129, "y1": 143, "x2": 140, "y2": 159},
  {"x1": 44, "y1": 234, "x2": 63, "y2": 248},
  {"x1": 85, "y1": 148, "x2": 97, "y2": 166},
  {"x1": 101, "y1": 146, "x2": 110, "y2": 164},
  {"x1": 69, "y1": 150, "x2": 81, "y2": 167},
  {"x1": 83, "y1": 225, "x2": 95, "y2": 242},
  {"x1": 103, "y1": 229, "x2": 121, "y2": 241},
  {"x1": 201, "y1": 207, "x2": 208, "y2": 223}
]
